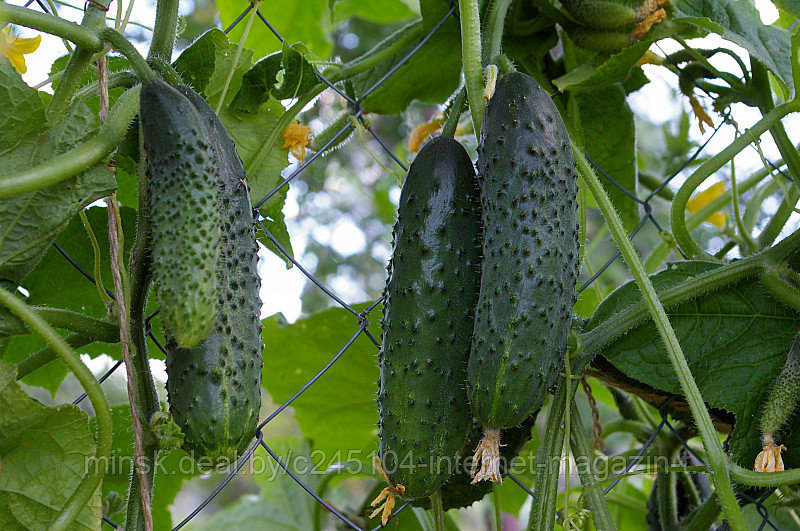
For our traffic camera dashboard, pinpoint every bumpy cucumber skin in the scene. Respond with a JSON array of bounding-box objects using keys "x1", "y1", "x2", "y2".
[
  {"x1": 468, "y1": 72, "x2": 579, "y2": 430},
  {"x1": 412, "y1": 413, "x2": 538, "y2": 511},
  {"x1": 378, "y1": 136, "x2": 482, "y2": 499},
  {"x1": 140, "y1": 81, "x2": 220, "y2": 349},
  {"x1": 161, "y1": 85, "x2": 263, "y2": 467}
]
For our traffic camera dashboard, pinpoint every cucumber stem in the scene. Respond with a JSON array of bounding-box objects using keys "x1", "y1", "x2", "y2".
[
  {"x1": 0, "y1": 2, "x2": 102, "y2": 50},
  {"x1": 441, "y1": 87, "x2": 467, "y2": 138},
  {"x1": 147, "y1": 0, "x2": 180, "y2": 62},
  {"x1": 16, "y1": 333, "x2": 96, "y2": 379},
  {"x1": 459, "y1": 0, "x2": 485, "y2": 136},
  {"x1": 574, "y1": 143, "x2": 747, "y2": 529},
  {"x1": 431, "y1": 490, "x2": 445, "y2": 531},
  {"x1": 492, "y1": 483, "x2": 502, "y2": 531}
]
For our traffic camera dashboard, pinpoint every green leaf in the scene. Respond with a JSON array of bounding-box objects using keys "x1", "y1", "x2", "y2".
[
  {"x1": 92, "y1": 406, "x2": 199, "y2": 528},
  {"x1": 232, "y1": 42, "x2": 319, "y2": 113},
  {"x1": 2, "y1": 207, "x2": 140, "y2": 394},
  {"x1": 216, "y1": 0, "x2": 331, "y2": 59},
  {"x1": 0, "y1": 63, "x2": 116, "y2": 285},
  {"x1": 588, "y1": 261, "x2": 800, "y2": 467},
  {"x1": 173, "y1": 29, "x2": 255, "y2": 109},
  {"x1": 353, "y1": 19, "x2": 462, "y2": 114},
  {"x1": 0, "y1": 359, "x2": 101, "y2": 529},
  {"x1": 188, "y1": 437, "x2": 316, "y2": 530},
  {"x1": 260, "y1": 305, "x2": 381, "y2": 466},
  {"x1": 570, "y1": 84, "x2": 639, "y2": 232},
  {"x1": 672, "y1": 0, "x2": 793, "y2": 92},
  {"x1": 258, "y1": 190, "x2": 294, "y2": 269},
  {"x1": 330, "y1": 0, "x2": 416, "y2": 24}
]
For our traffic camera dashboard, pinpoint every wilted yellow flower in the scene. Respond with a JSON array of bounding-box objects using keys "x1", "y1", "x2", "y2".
[
  {"x1": 282, "y1": 120, "x2": 312, "y2": 163},
  {"x1": 754, "y1": 434, "x2": 785, "y2": 473},
  {"x1": 689, "y1": 96, "x2": 714, "y2": 134},
  {"x1": 686, "y1": 181, "x2": 726, "y2": 228},
  {"x1": 408, "y1": 116, "x2": 444, "y2": 153},
  {"x1": 0, "y1": 27, "x2": 41, "y2": 75}
]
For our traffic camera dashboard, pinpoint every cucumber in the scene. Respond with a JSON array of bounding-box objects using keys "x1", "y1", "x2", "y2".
[
  {"x1": 157, "y1": 85, "x2": 263, "y2": 467},
  {"x1": 140, "y1": 80, "x2": 220, "y2": 349},
  {"x1": 468, "y1": 72, "x2": 579, "y2": 482},
  {"x1": 375, "y1": 136, "x2": 481, "y2": 516}
]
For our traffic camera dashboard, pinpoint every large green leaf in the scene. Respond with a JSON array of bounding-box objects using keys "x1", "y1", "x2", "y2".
[
  {"x1": 587, "y1": 261, "x2": 800, "y2": 467},
  {"x1": 2, "y1": 207, "x2": 140, "y2": 394},
  {"x1": 92, "y1": 406, "x2": 199, "y2": 528},
  {"x1": 0, "y1": 63, "x2": 116, "y2": 285},
  {"x1": 352, "y1": 19, "x2": 462, "y2": 114},
  {"x1": 216, "y1": 0, "x2": 331, "y2": 59},
  {"x1": 570, "y1": 84, "x2": 639, "y2": 232},
  {"x1": 0, "y1": 359, "x2": 101, "y2": 529},
  {"x1": 672, "y1": 0, "x2": 793, "y2": 92},
  {"x1": 260, "y1": 305, "x2": 381, "y2": 466},
  {"x1": 330, "y1": 0, "x2": 416, "y2": 24}
]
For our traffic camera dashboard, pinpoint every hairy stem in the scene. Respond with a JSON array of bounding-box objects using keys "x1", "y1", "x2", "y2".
[
  {"x1": 101, "y1": 28, "x2": 158, "y2": 84},
  {"x1": 530, "y1": 381, "x2": 567, "y2": 530},
  {"x1": 442, "y1": 87, "x2": 467, "y2": 138},
  {"x1": 0, "y1": 286, "x2": 112, "y2": 531},
  {"x1": 147, "y1": 0, "x2": 180, "y2": 61},
  {"x1": 569, "y1": 402, "x2": 616, "y2": 530},
  {"x1": 459, "y1": 0, "x2": 485, "y2": 135},
  {"x1": 0, "y1": 2, "x2": 101, "y2": 49},
  {"x1": 575, "y1": 143, "x2": 747, "y2": 528},
  {"x1": 431, "y1": 490, "x2": 445, "y2": 531},
  {"x1": 0, "y1": 86, "x2": 140, "y2": 198},
  {"x1": 16, "y1": 333, "x2": 97, "y2": 379},
  {"x1": 758, "y1": 183, "x2": 800, "y2": 249},
  {"x1": 483, "y1": 0, "x2": 514, "y2": 64},
  {"x1": 124, "y1": 121, "x2": 161, "y2": 531}
]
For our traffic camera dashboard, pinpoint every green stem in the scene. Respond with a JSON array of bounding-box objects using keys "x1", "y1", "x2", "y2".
[
  {"x1": 729, "y1": 459, "x2": 800, "y2": 487},
  {"x1": 752, "y1": 58, "x2": 800, "y2": 184},
  {"x1": 670, "y1": 101, "x2": 800, "y2": 259},
  {"x1": 73, "y1": 70, "x2": 139, "y2": 102},
  {"x1": 760, "y1": 266, "x2": 800, "y2": 311},
  {"x1": 758, "y1": 183, "x2": 800, "y2": 249},
  {"x1": 31, "y1": 308, "x2": 118, "y2": 339},
  {"x1": 730, "y1": 159, "x2": 756, "y2": 253},
  {"x1": 601, "y1": 419, "x2": 656, "y2": 442},
  {"x1": 686, "y1": 492, "x2": 721, "y2": 531},
  {"x1": 0, "y1": 3, "x2": 102, "y2": 50},
  {"x1": 431, "y1": 490, "x2": 445, "y2": 531},
  {"x1": 147, "y1": 57, "x2": 183, "y2": 86},
  {"x1": 743, "y1": 180, "x2": 779, "y2": 235},
  {"x1": 0, "y1": 86, "x2": 140, "y2": 199},
  {"x1": 483, "y1": 0, "x2": 513, "y2": 64},
  {"x1": 442, "y1": 87, "x2": 467, "y2": 138},
  {"x1": 530, "y1": 381, "x2": 568, "y2": 530},
  {"x1": 101, "y1": 28, "x2": 157, "y2": 84},
  {"x1": 147, "y1": 0, "x2": 180, "y2": 61},
  {"x1": 569, "y1": 402, "x2": 616, "y2": 531},
  {"x1": 646, "y1": 167, "x2": 767, "y2": 272},
  {"x1": 575, "y1": 143, "x2": 747, "y2": 528},
  {"x1": 492, "y1": 483, "x2": 502, "y2": 531},
  {"x1": 79, "y1": 210, "x2": 113, "y2": 306},
  {"x1": 46, "y1": 0, "x2": 110, "y2": 118},
  {"x1": 459, "y1": 0, "x2": 485, "y2": 135},
  {"x1": 124, "y1": 121, "x2": 160, "y2": 531},
  {"x1": 16, "y1": 333, "x2": 96, "y2": 379},
  {"x1": 0, "y1": 286, "x2": 112, "y2": 531},
  {"x1": 655, "y1": 468, "x2": 680, "y2": 529}
]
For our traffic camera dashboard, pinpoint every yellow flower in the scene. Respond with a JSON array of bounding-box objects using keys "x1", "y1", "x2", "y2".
[
  {"x1": 689, "y1": 96, "x2": 714, "y2": 134},
  {"x1": 408, "y1": 116, "x2": 444, "y2": 153},
  {"x1": 282, "y1": 120, "x2": 312, "y2": 163},
  {"x1": 1, "y1": 27, "x2": 41, "y2": 75},
  {"x1": 686, "y1": 181, "x2": 726, "y2": 228}
]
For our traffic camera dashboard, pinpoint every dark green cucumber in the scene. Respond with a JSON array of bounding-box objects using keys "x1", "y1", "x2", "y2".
[
  {"x1": 377, "y1": 136, "x2": 482, "y2": 499},
  {"x1": 158, "y1": 85, "x2": 263, "y2": 467},
  {"x1": 140, "y1": 80, "x2": 220, "y2": 349},
  {"x1": 468, "y1": 72, "x2": 579, "y2": 456}
]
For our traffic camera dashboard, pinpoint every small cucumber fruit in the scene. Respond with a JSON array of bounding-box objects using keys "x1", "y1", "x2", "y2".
[
  {"x1": 158, "y1": 85, "x2": 263, "y2": 467},
  {"x1": 375, "y1": 136, "x2": 481, "y2": 511},
  {"x1": 468, "y1": 72, "x2": 579, "y2": 482},
  {"x1": 140, "y1": 80, "x2": 220, "y2": 349}
]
